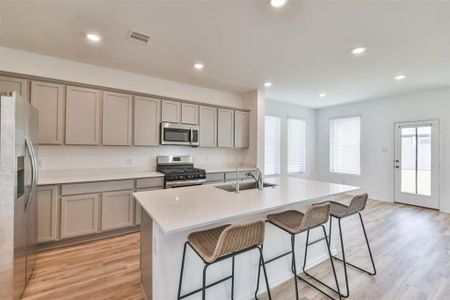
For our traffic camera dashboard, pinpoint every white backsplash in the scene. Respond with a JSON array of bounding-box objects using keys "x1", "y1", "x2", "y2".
[{"x1": 38, "y1": 145, "x2": 250, "y2": 172}]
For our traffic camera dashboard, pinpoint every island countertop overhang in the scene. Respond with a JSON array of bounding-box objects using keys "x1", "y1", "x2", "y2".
[{"x1": 133, "y1": 177, "x2": 360, "y2": 234}]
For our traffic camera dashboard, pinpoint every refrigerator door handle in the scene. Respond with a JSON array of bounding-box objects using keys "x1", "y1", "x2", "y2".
[{"x1": 25, "y1": 136, "x2": 37, "y2": 208}]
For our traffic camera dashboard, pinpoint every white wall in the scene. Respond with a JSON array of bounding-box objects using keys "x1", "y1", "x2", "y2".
[
  {"x1": 0, "y1": 47, "x2": 255, "y2": 171},
  {"x1": 315, "y1": 87, "x2": 450, "y2": 213},
  {"x1": 0, "y1": 47, "x2": 243, "y2": 108},
  {"x1": 265, "y1": 100, "x2": 316, "y2": 179}
]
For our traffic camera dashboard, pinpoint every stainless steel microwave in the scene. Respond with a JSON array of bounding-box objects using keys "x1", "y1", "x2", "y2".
[{"x1": 160, "y1": 122, "x2": 199, "y2": 146}]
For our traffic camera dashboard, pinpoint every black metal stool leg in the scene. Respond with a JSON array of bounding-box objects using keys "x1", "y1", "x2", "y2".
[
  {"x1": 231, "y1": 254, "x2": 235, "y2": 300},
  {"x1": 337, "y1": 218, "x2": 350, "y2": 298},
  {"x1": 202, "y1": 264, "x2": 209, "y2": 300},
  {"x1": 177, "y1": 242, "x2": 188, "y2": 300},
  {"x1": 328, "y1": 217, "x2": 333, "y2": 245},
  {"x1": 322, "y1": 225, "x2": 342, "y2": 300},
  {"x1": 254, "y1": 253, "x2": 262, "y2": 299},
  {"x1": 258, "y1": 246, "x2": 272, "y2": 300},
  {"x1": 291, "y1": 235, "x2": 300, "y2": 300},
  {"x1": 359, "y1": 212, "x2": 377, "y2": 275},
  {"x1": 297, "y1": 227, "x2": 344, "y2": 299}
]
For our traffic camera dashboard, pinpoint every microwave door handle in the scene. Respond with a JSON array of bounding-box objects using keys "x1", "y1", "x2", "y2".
[
  {"x1": 25, "y1": 136, "x2": 37, "y2": 208},
  {"x1": 190, "y1": 128, "x2": 193, "y2": 144}
]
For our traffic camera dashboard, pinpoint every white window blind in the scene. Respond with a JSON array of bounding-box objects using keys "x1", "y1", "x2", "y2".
[
  {"x1": 330, "y1": 116, "x2": 361, "y2": 175},
  {"x1": 288, "y1": 119, "x2": 306, "y2": 174},
  {"x1": 265, "y1": 115, "x2": 281, "y2": 176}
]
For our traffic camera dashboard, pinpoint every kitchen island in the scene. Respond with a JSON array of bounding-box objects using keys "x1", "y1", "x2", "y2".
[{"x1": 134, "y1": 177, "x2": 359, "y2": 300}]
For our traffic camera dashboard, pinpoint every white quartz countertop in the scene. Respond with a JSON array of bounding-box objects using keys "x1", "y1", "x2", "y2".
[
  {"x1": 134, "y1": 177, "x2": 360, "y2": 234},
  {"x1": 37, "y1": 165, "x2": 257, "y2": 185},
  {"x1": 37, "y1": 169, "x2": 164, "y2": 185}
]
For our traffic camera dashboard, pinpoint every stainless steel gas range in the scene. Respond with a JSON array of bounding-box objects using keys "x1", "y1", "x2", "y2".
[{"x1": 157, "y1": 156, "x2": 206, "y2": 188}]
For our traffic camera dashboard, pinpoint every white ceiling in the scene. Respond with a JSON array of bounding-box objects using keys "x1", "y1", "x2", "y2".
[{"x1": 1, "y1": 1, "x2": 450, "y2": 108}]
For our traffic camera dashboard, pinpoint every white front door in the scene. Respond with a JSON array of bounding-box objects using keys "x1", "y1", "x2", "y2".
[{"x1": 394, "y1": 120, "x2": 440, "y2": 209}]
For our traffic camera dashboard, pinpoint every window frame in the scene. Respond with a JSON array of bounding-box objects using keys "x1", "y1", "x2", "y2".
[
  {"x1": 287, "y1": 116, "x2": 306, "y2": 175},
  {"x1": 264, "y1": 114, "x2": 282, "y2": 177},
  {"x1": 329, "y1": 114, "x2": 362, "y2": 176}
]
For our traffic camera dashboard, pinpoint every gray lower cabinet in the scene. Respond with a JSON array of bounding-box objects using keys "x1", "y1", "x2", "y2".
[
  {"x1": 101, "y1": 190, "x2": 135, "y2": 231},
  {"x1": 60, "y1": 193, "x2": 100, "y2": 239},
  {"x1": 37, "y1": 185, "x2": 59, "y2": 243}
]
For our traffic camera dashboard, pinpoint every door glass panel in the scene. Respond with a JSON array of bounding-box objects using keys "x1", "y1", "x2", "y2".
[
  {"x1": 417, "y1": 126, "x2": 432, "y2": 196},
  {"x1": 401, "y1": 128, "x2": 416, "y2": 194}
]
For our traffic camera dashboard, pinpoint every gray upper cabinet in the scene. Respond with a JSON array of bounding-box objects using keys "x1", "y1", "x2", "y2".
[
  {"x1": 134, "y1": 96, "x2": 160, "y2": 146},
  {"x1": 234, "y1": 111, "x2": 249, "y2": 148},
  {"x1": 161, "y1": 100, "x2": 181, "y2": 123},
  {"x1": 0, "y1": 76, "x2": 28, "y2": 100},
  {"x1": 65, "y1": 86, "x2": 101, "y2": 145},
  {"x1": 199, "y1": 106, "x2": 217, "y2": 147},
  {"x1": 102, "y1": 91, "x2": 133, "y2": 145},
  {"x1": 30, "y1": 81, "x2": 65, "y2": 145},
  {"x1": 181, "y1": 103, "x2": 198, "y2": 125},
  {"x1": 217, "y1": 108, "x2": 234, "y2": 148}
]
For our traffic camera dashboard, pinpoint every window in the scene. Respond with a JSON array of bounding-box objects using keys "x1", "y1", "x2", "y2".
[
  {"x1": 287, "y1": 118, "x2": 306, "y2": 174},
  {"x1": 330, "y1": 116, "x2": 361, "y2": 175},
  {"x1": 264, "y1": 115, "x2": 281, "y2": 175}
]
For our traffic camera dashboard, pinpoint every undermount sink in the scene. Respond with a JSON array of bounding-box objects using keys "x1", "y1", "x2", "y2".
[{"x1": 215, "y1": 182, "x2": 277, "y2": 192}]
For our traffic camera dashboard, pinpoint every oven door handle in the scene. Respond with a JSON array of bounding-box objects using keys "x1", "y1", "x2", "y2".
[{"x1": 166, "y1": 179, "x2": 206, "y2": 188}]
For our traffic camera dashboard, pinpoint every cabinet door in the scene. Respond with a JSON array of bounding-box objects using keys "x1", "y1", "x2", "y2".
[
  {"x1": 0, "y1": 76, "x2": 28, "y2": 100},
  {"x1": 234, "y1": 111, "x2": 249, "y2": 148},
  {"x1": 217, "y1": 108, "x2": 234, "y2": 148},
  {"x1": 102, "y1": 91, "x2": 132, "y2": 145},
  {"x1": 65, "y1": 86, "x2": 101, "y2": 145},
  {"x1": 181, "y1": 103, "x2": 198, "y2": 125},
  {"x1": 199, "y1": 106, "x2": 217, "y2": 147},
  {"x1": 134, "y1": 96, "x2": 161, "y2": 146},
  {"x1": 101, "y1": 190, "x2": 134, "y2": 231},
  {"x1": 37, "y1": 185, "x2": 59, "y2": 243},
  {"x1": 30, "y1": 81, "x2": 65, "y2": 145},
  {"x1": 60, "y1": 193, "x2": 99, "y2": 239},
  {"x1": 161, "y1": 100, "x2": 181, "y2": 123}
]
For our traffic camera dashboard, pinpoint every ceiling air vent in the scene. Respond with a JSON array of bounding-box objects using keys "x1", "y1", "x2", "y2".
[{"x1": 128, "y1": 30, "x2": 150, "y2": 44}]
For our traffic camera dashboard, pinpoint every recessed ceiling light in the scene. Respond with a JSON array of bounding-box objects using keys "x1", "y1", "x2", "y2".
[
  {"x1": 86, "y1": 33, "x2": 101, "y2": 42},
  {"x1": 270, "y1": 0, "x2": 288, "y2": 8},
  {"x1": 264, "y1": 82, "x2": 272, "y2": 87},
  {"x1": 351, "y1": 47, "x2": 366, "y2": 55},
  {"x1": 193, "y1": 63, "x2": 204, "y2": 70},
  {"x1": 394, "y1": 74, "x2": 406, "y2": 81},
  {"x1": 319, "y1": 93, "x2": 327, "y2": 98}
]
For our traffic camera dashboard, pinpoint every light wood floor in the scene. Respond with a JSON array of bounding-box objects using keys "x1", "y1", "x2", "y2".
[{"x1": 22, "y1": 200, "x2": 450, "y2": 300}]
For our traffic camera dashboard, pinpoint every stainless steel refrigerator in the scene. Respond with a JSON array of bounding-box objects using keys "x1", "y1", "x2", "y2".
[{"x1": 0, "y1": 92, "x2": 39, "y2": 300}]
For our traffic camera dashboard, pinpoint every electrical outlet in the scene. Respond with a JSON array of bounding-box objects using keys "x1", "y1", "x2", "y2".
[{"x1": 126, "y1": 157, "x2": 132, "y2": 166}]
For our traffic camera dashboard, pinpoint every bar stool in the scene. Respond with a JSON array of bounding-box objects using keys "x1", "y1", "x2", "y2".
[
  {"x1": 256, "y1": 203, "x2": 341, "y2": 300},
  {"x1": 324, "y1": 193, "x2": 376, "y2": 298},
  {"x1": 177, "y1": 220, "x2": 272, "y2": 300}
]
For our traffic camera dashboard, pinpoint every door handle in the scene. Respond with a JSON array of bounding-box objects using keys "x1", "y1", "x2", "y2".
[{"x1": 25, "y1": 136, "x2": 37, "y2": 208}]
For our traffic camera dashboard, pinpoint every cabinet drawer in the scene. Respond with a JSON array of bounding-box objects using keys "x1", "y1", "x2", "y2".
[
  {"x1": 136, "y1": 177, "x2": 164, "y2": 189},
  {"x1": 61, "y1": 180, "x2": 135, "y2": 195},
  {"x1": 206, "y1": 172, "x2": 225, "y2": 183}
]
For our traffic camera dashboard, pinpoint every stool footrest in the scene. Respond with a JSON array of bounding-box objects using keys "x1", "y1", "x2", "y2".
[
  {"x1": 263, "y1": 250, "x2": 293, "y2": 264},
  {"x1": 307, "y1": 235, "x2": 329, "y2": 247},
  {"x1": 297, "y1": 272, "x2": 346, "y2": 299},
  {"x1": 179, "y1": 275, "x2": 233, "y2": 299},
  {"x1": 332, "y1": 255, "x2": 376, "y2": 275}
]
